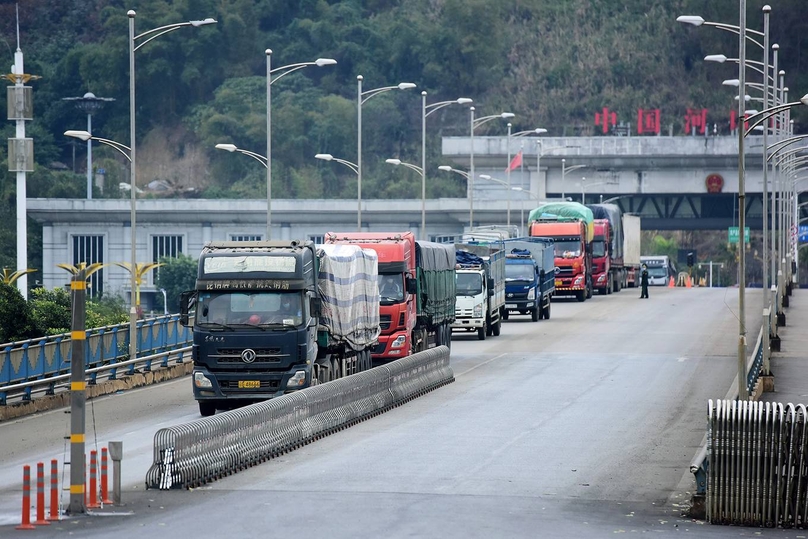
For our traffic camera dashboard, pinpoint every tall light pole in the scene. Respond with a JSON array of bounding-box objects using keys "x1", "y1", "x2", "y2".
[
  {"x1": 422, "y1": 93, "x2": 472, "y2": 240},
  {"x1": 216, "y1": 144, "x2": 267, "y2": 166},
  {"x1": 62, "y1": 92, "x2": 115, "y2": 199},
  {"x1": 266, "y1": 51, "x2": 336, "y2": 240},
  {"x1": 561, "y1": 159, "x2": 587, "y2": 200},
  {"x1": 438, "y1": 165, "x2": 472, "y2": 228},
  {"x1": 480, "y1": 173, "x2": 512, "y2": 230},
  {"x1": 357, "y1": 76, "x2": 416, "y2": 231},
  {"x1": 386, "y1": 159, "x2": 425, "y2": 235},
  {"x1": 470, "y1": 107, "x2": 514, "y2": 229},
  {"x1": 128, "y1": 9, "x2": 215, "y2": 380},
  {"x1": 508, "y1": 126, "x2": 547, "y2": 227},
  {"x1": 512, "y1": 186, "x2": 541, "y2": 235},
  {"x1": 315, "y1": 154, "x2": 360, "y2": 212}
]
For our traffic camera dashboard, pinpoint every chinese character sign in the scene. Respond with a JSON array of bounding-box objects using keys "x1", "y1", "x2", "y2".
[
  {"x1": 637, "y1": 109, "x2": 660, "y2": 135},
  {"x1": 595, "y1": 107, "x2": 617, "y2": 134},
  {"x1": 685, "y1": 108, "x2": 708, "y2": 135}
]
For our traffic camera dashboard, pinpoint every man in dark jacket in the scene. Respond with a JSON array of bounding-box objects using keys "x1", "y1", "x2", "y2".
[{"x1": 640, "y1": 264, "x2": 649, "y2": 298}]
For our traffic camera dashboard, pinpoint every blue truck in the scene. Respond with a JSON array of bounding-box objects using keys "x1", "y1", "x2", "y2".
[{"x1": 502, "y1": 238, "x2": 556, "y2": 322}]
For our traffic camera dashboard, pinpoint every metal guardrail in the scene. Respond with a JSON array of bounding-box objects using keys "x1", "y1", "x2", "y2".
[
  {"x1": 145, "y1": 345, "x2": 454, "y2": 490},
  {"x1": 0, "y1": 315, "x2": 192, "y2": 404},
  {"x1": 706, "y1": 399, "x2": 808, "y2": 527}
]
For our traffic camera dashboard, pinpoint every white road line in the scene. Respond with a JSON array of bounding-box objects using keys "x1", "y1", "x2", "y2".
[{"x1": 456, "y1": 352, "x2": 508, "y2": 377}]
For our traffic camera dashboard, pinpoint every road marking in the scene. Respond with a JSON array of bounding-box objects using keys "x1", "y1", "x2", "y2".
[{"x1": 456, "y1": 353, "x2": 508, "y2": 377}]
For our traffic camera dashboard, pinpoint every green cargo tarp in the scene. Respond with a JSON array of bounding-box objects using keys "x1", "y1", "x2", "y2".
[{"x1": 527, "y1": 202, "x2": 594, "y2": 243}]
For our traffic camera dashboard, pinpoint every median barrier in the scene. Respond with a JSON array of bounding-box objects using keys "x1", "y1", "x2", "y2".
[{"x1": 146, "y1": 346, "x2": 453, "y2": 490}]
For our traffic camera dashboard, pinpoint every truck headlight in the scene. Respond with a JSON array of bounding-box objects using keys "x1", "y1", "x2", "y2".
[
  {"x1": 597, "y1": 274, "x2": 606, "y2": 283},
  {"x1": 573, "y1": 276, "x2": 584, "y2": 286},
  {"x1": 473, "y1": 303, "x2": 483, "y2": 317},
  {"x1": 391, "y1": 335, "x2": 406, "y2": 348},
  {"x1": 193, "y1": 371, "x2": 213, "y2": 389},
  {"x1": 286, "y1": 370, "x2": 307, "y2": 388},
  {"x1": 527, "y1": 288, "x2": 535, "y2": 300}
]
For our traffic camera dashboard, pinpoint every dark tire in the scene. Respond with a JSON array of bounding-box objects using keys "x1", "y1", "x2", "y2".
[
  {"x1": 598, "y1": 286, "x2": 607, "y2": 295},
  {"x1": 532, "y1": 307, "x2": 540, "y2": 321},
  {"x1": 492, "y1": 319, "x2": 501, "y2": 336},
  {"x1": 445, "y1": 324, "x2": 452, "y2": 351},
  {"x1": 607, "y1": 275, "x2": 613, "y2": 294},
  {"x1": 577, "y1": 290, "x2": 586, "y2": 302},
  {"x1": 199, "y1": 401, "x2": 216, "y2": 417},
  {"x1": 477, "y1": 327, "x2": 486, "y2": 340},
  {"x1": 502, "y1": 310, "x2": 509, "y2": 320},
  {"x1": 543, "y1": 300, "x2": 551, "y2": 320}
]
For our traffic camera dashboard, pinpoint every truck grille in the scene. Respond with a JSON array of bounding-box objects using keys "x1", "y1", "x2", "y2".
[
  {"x1": 372, "y1": 342, "x2": 387, "y2": 355},
  {"x1": 379, "y1": 315, "x2": 392, "y2": 330},
  {"x1": 455, "y1": 308, "x2": 474, "y2": 317},
  {"x1": 212, "y1": 348, "x2": 284, "y2": 363},
  {"x1": 555, "y1": 267, "x2": 574, "y2": 276}
]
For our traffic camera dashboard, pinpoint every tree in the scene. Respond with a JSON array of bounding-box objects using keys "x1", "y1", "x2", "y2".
[
  {"x1": 155, "y1": 254, "x2": 198, "y2": 313},
  {"x1": 0, "y1": 284, "x2": 38, "y2": 343},
  {"x1": 29, "y1": 287, "x2": 72, "y2": 335}
]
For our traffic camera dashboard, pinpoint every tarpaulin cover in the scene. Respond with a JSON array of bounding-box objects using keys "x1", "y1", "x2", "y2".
[
  {"x1": 316, "y1": 244, "x2": 381, "y2": 350},
  {"x1": 415, "y1": 241, "x2": 455, "y2": 272},
  {"x1": 527, "y1": 202, "x2": 594, "y2": 242},
  {"x1": 456, "y1": 250, "x2": 484, "y2": 267},
  {"x1": 587, "y1": 203, "x2": 624, "y2": 259},
  {"x1": 504, "y1": 238, "x2": 556, "y2": 275},
  {"x1": 414, "y1": 241, "x2": 456, "y2": 325}
]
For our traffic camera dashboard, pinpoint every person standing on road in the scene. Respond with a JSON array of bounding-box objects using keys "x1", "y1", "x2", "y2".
[{"x1": 640, "y1": 264, "x2": 649, "y2": 299}]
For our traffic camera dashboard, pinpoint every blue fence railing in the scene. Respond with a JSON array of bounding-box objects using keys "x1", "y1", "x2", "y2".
[{"x1": 0, "y1": 315, "x2": 192, "y2": 404}]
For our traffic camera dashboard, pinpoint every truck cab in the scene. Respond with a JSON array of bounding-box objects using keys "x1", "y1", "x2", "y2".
[
  {"x1": 530, "y1": 220, "x2": 592, "y2": 302},
  {"x1": 453, "y1": 242, "x2": 505, "y2": 340},
  {"x1": 591, "y1": 219, "x2": 613, "y2": 295}
]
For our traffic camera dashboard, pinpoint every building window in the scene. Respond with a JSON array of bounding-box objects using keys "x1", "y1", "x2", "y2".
[
  {"x1": 72, "y1": 235, "x2": 104, "y2": 297},
  {"x1": 430, "y1": 234, "x2": 458, "y2": 244},
  {"x1": 152, "y1": 235, "x2": 183, "y2": 284},
  {"x1": 309, "y1": 235, "x2": 325, "y2": 245},
  {"x1": 230, "y1": 234, "x2": 263, "y2": 241}
]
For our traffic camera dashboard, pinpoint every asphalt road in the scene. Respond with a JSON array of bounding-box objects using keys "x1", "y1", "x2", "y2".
[{"x1": 4, "y1": 286, "x2": 793, "y2": 537}]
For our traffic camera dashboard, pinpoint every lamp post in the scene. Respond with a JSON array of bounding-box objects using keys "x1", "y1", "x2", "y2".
[
  {"x1": 561, "y1": 159, "x2": 587, "y2": 199},
  {"x1": 62, "y1": 92, "x2": 115, "y2": 199},
  {"x1": 470, "y1": 107, "x2": 514, "y2": 229},
  {"x1": 385, "y1": 159, "x2": 425, "y2": 236},
  {"x1": 438, "y1": 165, "x2": 472, "y2": 228},
  {"x1": 357, "y1": 77, "x2": 416, "y2": 231},
  {"x1": 216, "y1": 143, "x2": 267, "y2": 165},
  {"x1": 507, "y1": 126, "x2": 547, "y2": 227},
  {"x1": 315, "y1": 154, "x2": 360, "y2": 214},
  {"x1": 511, "y1": 186, "x2": 541, "y2": 235},
  {"x1": 265, "y1": 51, "x2": 336, "y2": 240},
  {"x1": 479, "y1": 173, "x2": 512, "y2": 230},
  {"x1": 422, "y1": 93, "x2": 472, "y2": 240}
]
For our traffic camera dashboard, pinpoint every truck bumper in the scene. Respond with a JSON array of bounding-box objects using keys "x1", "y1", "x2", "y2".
[
  {"x1": 504, "y1": 300, "x2": 537, "y2": 311},
  {"x1": 192, "y1": 365, "x2": 310, "y2": 402},
  {"x1": 370, "y1": 331, "x2": 409, "y2": 360},
  {"x1": 452, "y1": 317, "x2": 485, "y2": 330}
]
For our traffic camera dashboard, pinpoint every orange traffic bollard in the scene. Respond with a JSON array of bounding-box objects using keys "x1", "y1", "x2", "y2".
[
  {"x1": 33, "y1": 462, "x2": 50, "y2": 526},
  {"x1": 47, "y1": 459, "x2": 59, "y2": 521},
  {"x1": 88, "y1": 450, "x2": 100, "y2": 509},
  {"x1": 16, "y1": 465, "x2": 35, "y2": 530},
  {"x1": 101, "y1": 447, "x2": 112, "y2": 504},
  {"x1": 668, "y1": 276, "x2": 675, "y2": 288}
]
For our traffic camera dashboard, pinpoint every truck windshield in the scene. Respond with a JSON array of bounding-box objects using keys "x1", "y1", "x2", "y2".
[
  {"x1": 196, "y1": 291, "x2": 303, "y2": 328},
  {"x1": 505, "y1": 263, "x2": 534, "y2": 282},
  {"x1": 456, "y1": 273, "x2": 483, "y2": 296},
  {"x1": 378, "y1": 273, "x2": 404, "y2": 303},
  {"x1": 554, "y1": 240, "x2": 582, "y2": 259},
  {"x1": 592, "y1": 240, "x2": 606, "y2": 258}
]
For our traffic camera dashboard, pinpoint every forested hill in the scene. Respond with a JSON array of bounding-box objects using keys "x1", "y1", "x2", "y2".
[{"x1": 1, "y1": 0, "x2": 806, "y2": 209}]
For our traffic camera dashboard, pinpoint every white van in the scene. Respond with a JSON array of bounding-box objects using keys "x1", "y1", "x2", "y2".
[{"x1": 640, "y1": 255, "x2": 677, "y2": 286}]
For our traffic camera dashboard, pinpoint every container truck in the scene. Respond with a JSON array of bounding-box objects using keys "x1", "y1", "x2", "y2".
[
  {"x1": 623, "y1": 214, "x2": 641, "y2": 287},
  {"x1": 528, "y1": 202, "x2": 594, "y2": 302},
  {"x1": 452, "y1": 240, "x2": 506, "y2": 340},
  {"x1": 179, "y1": 241, "x2": 380, "y2": 416},
  {"x1": 502, "y1": 237, "x2": 555, "y2": 321},
  {"x1": 324, "y1": 232, "x2": 455, "y2": 361}
]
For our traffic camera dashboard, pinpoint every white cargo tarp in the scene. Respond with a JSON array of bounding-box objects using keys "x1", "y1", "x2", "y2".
[{"x1": 316, "y1": 244, "x2": 380, "y2": 350}]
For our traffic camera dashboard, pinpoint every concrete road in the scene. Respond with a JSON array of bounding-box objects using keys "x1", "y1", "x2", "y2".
[{"x1": 2, "y1": 287, "x2": 786, "y2": 537}]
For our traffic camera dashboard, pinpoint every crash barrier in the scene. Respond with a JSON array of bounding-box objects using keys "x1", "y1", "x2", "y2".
[
  {"x1": 0, "y1": 315, "x2": 192, "y2": 404},
  {"x1": 145, "y1": 346, "x2": 453, "y2": 490},
  {"x1": 691, "y1": 286, "x2": 780, "y2": 505},
  {"x1": 704, "y1": 400, "x2": 808, "y2": 528}
]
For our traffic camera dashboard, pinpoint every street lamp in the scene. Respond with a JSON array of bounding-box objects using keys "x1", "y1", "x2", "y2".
[
  {"x1": 422, "y1": 93, "x2": 472, "y2": 240},
  {"x1": 512, "y1": 186, "x2": 541, "y2": 235},
  {"x1": 358, "y1": 76, "x2": 416, "y2": 231},
  {"x1": 62, "y1": 92, "x2": 115, "y2": 199},
  {"x1": 438, "y1": 165, "x2": 472, "y2": 227},
  {"x1": 266, "y1": 51, "x2": 336, "y2": 240},
  {"x1": 316, "y1": 153, "x2": 360, "y2": 213},
  {"x1": 581, "y1": 178, "x2": 609, "y2": 204},
  {"x1": 561, "y1": 158, "x2": 587, "y2": 199},
  {"x1": 385, "y1": 159, "x2": 425, "y2": 236},
  {"x1": 470, "y1": 107, "x2": 514, "y2": 229},
  {"x1": 506, "y1": 125, "x2": 547, "y2": 228},
  {"x1": 65, "y1": 130, "x2": 132, "y2": 162},
  {"x1": 216, "y1": 143, "x2": 268, "y2": 167},
  {"x1": 480, "y1": 174, "x2": 512, "y2": 231}
]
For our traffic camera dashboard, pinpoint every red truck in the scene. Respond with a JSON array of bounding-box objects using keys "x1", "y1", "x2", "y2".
[
  {"x1": 324, "y1": 232, "x2": 456, "y2": 362},
  {"x1": 528, "y1": 202, "x2": 594, "y2": 302},
  {"x1": 591, "y1": 218, "x2": 615, "y2": 294}
]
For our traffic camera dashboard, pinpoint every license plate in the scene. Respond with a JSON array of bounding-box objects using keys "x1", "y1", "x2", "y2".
[
  {"x1": 505, "y1": 303, "x2": 517, "y2": 309},
  {"x1": 554, "y1": 279, "x2": 562, "y2": 287},
  {"x1": 238, "y1": 380, "x2": 260, "y2": 389}
]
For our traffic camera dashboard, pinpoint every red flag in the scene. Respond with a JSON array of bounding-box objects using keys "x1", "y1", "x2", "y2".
[{"x1": 507, "y1": 151, "x2": 523, "y2": 171}]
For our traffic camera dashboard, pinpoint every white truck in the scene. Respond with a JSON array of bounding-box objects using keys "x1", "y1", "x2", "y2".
[
  {"x1": 623, "y1": 214, "x2": 642, "y2": 287},
  {"x1": 452, "y1": 240, "x2": 506, "y2": 340}
]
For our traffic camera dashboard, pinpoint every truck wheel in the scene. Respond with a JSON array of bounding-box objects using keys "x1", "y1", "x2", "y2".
[
  {"x1": 492, "y1": 319, "x2": 501, "y2": 336},
  {"x1": 543, "y1": 301, "x2": 551, "y2": 320},
  {"x1": 199, "y1": 401, "x2": 216, "y2": 417},
  {"x1": 477, "y1": 327, "x2": 486, "y2": 340},
  {"x1": 445, "y1": 325, "x2": 452, "y2": 351},
  {"x1": 607, "y1": 275, "x2": 613, "y2": 294},
  {"x1": 531, "y1": 307, "x2": 539, "y2": 322},
  {"x1": 577, "y1": 290, "x2": 586, "y2": 302},
  {"x1": 502, "y1": 310, "x2": 509, "y2": 320}
]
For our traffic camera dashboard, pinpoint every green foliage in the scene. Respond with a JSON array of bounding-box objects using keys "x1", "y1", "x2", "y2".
[
  {"x1": 0, "y1": 284, "x2": 38, "y2": 343},
  {"x1": 29, "y1": 287, "x2": 72, "y2": 334},
  {"x1": 155, "y1": 254, "x2": 198, "y2": 312},
  {"x1": 86, "y1": 295, "x2": 129, "y2": 328}
]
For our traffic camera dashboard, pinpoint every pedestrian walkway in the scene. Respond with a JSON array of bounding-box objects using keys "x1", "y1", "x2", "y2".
[{"x1": 761, "y1": 289, "x2": 808, "y2": 406}]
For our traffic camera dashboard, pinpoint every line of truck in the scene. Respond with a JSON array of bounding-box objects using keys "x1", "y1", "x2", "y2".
[{"x1": 178, "y1": 203, "x2": 638, "y2": 416}]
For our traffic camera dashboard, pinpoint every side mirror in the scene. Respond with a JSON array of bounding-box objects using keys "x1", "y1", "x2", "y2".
[
  {"x1": 179, "y1": 291, "x2": 195, "y2": 327},
  {"x1": 487, "y1": 277, "x2": 494, "y2": 290},
  {"x1": 310, "y1": 296, "x2": 322, "y2": 318},
  {"x1": 406, "y1": 277, "x2": 417, "y2": 295}
]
